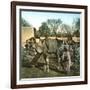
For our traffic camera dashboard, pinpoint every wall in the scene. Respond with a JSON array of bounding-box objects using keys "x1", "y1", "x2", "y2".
[
  {"x1": 22, "y1": 27, "x2": 34, "y2": 47},
  {"x1": 0, "y1": 0, "x2": 89, "y2": 90}
]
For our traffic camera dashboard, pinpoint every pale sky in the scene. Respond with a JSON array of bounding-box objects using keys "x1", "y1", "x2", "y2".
[{"x1": 21, "y1": 10, "x2": 80, "y2": 30}]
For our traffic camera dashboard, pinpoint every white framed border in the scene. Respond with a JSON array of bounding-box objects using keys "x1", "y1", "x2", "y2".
[{"x1": 16, "y1": 5, "x2": 85, "y2": 85}]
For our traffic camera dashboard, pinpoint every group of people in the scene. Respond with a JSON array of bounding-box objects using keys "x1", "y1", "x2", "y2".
[{"x1": 24, "y1": 36, "x2": 76, "y2": 73}]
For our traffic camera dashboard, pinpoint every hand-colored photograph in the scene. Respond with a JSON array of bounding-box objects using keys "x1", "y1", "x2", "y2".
[{"x1": 20, "y1": 10, "x2": 80, "y2": 79}]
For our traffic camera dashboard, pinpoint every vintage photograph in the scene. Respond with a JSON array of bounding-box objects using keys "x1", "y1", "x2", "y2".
[
  {"x1": 11, "y1": 1, "x2": 87, "y2": 88},
  {"x1": 20, "y1": 10, "x2": 80, "y2": 79}
]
